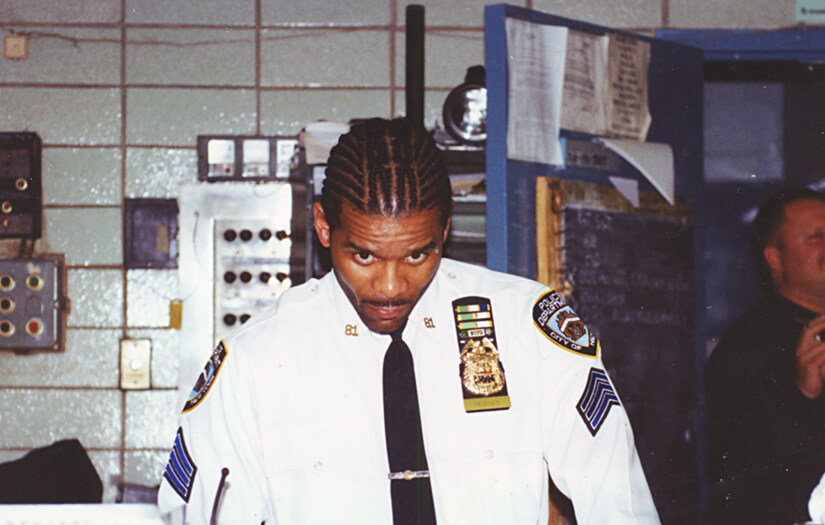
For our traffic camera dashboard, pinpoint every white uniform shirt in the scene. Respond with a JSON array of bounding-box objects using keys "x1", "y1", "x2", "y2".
[{"x1": 158, "y1": 258, "x2": 660, "y2": 524}]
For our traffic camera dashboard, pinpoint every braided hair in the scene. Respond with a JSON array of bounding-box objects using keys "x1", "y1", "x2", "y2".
[{"x1": 320, "y1": 117, "x2": 452, "y2": 230}]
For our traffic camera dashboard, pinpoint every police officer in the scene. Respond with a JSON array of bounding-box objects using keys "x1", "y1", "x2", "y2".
[{"x1": 158, "y1": 117, "x2": 659, "y2": 524}]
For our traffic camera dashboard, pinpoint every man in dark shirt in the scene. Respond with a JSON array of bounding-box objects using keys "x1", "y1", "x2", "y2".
[{"x1": 706, "y1": 188, "x2": 825, "y2": 524}]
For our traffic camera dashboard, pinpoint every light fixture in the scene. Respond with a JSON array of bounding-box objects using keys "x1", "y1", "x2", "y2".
[{"x1": 442, "y1": 65, "x2": 486, "y2": 146}]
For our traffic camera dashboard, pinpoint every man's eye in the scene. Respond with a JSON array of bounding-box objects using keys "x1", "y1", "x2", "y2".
[
  {"x1": 355, "y1": 252, "x2": 374, "y2": 264},
  {"x1": 407, "y1": 251, "x2": 427, "y2": 263},
  {"x1": 807, "y1": 232, "x2": 825, "y2": 243}
]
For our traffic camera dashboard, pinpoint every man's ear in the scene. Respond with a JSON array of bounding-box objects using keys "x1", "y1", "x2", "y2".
[
  {"x1": 313, "y1": 202, "x2": 331, "y2": 248},
  {"x1": 764, "y1": 245, "x2": 782, "y2": 275},
  {"x1": 442, "y1": 216, "x2": 451, "y2": 244}
]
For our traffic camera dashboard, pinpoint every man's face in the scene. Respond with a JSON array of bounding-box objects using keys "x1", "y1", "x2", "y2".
[
  {"x1": 314, "y1": 202, "x2": 449, "y2": 334},
  {"x1": 765, "y1": 199, "x2": 825, "y2": 308}
]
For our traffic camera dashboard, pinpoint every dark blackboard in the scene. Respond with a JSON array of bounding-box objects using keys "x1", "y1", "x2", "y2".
[
  {"x1": 564, "y1": 205, "x2": 696, "y2": 523},
  {"x1": 536, "y1": 176, "x2": 696, "y2": 524}
]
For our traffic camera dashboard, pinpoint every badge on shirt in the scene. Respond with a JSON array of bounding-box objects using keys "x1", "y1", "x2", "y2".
[
  {"x1": 452, "y1": 296, "x2": 510, "y2": 412},
  {"x1": 577, "y1": 368, "x2": 620, "y2": 436},
  {"x1": 533, "y1": 290, "x2": 598, "y2": 358},
  {"x1": 163, "y1": 427, "x2": 197, "y2": 502},
  {"x1": 183, "y1": 340, "x2": 228, "y2": 413}
]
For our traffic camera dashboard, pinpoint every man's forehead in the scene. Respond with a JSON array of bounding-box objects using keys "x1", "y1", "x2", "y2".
[
  {"x1": 339, "y1": 202, "x2": 441, "y2": 227},
  {"x1": 783, "y1": 199, "x2": 825, "y2": 223}
]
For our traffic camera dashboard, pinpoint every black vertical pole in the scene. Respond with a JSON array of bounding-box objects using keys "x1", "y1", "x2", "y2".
[{"x1": 405, "y1": 4, "x2": 425, "y2": 132}]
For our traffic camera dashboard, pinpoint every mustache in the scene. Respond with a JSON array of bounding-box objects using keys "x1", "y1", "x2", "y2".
[{"x1": 362, "y1": 298, "x2": 412, "y2": 308}]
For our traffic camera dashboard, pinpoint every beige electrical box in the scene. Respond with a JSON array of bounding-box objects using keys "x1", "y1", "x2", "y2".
[
  {"x1": 4, "y1": 34, "x2": 28, "y2": 60},
  {"x1": 120, "y1": 339, "x2": 151, "y2": 390}
]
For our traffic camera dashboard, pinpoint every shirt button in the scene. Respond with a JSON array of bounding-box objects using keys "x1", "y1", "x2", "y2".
[
  {"x1": 311, "y1": 285, "x2": 319, "y2": 293},
  {"x1": 448, "y1": 272, "x2": 456, "y2": 279},
  {"x1": 313, "y1": 461, "x2": 323, "y2": 470},
  {"x1": 485, "y1": 449, "x2": 494, "y2": 459}
]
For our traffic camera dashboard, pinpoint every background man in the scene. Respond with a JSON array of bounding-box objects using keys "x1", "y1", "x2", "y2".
[
  {"x1": 705, "y1": 188, "x2": 825, "y2": 524},
  {"x1": 157, "y1": 118, "x2": 659, "y2": 524}
]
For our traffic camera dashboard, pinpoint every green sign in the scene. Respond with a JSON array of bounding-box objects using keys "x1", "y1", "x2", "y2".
[{"x1": 797, "y1": 0, "x2": 825, "y2": 22}]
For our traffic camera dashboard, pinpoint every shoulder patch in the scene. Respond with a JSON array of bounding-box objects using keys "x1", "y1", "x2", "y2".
[
  {"x1": 163, "y1": 427, "x2": 197, "y2": 502},
  {"x1": 183, "y1": 340, "x2": 228, "y2": 413},
  {"x1": 533, "y1": 290, "x2": 598, "y2": 358},
  {"x1": 577, "y1": 368, "x2": 620, "y2": 436}
]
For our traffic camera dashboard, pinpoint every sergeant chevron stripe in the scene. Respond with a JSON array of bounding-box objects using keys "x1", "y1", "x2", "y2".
[
  {"x1": 577, "y1": 368, "x2": 620, "y2": 436},
  {"x1": 163, "y1": 427, "x2": 197, "y2": 502}
]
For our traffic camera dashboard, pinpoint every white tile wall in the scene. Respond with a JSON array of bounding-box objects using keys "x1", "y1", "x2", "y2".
[
  {"x1": 398, "y1": 0, "x2": 490, "y2": 27},
  {"x1": 126, "y1": 28, "x2": 257, "y2": 86},
  {"x1": 43, "y1": 208, "x2": 123, "y2": 266},
  {"x1": 394, "y1": 29, "x2": 484, "y2": 88},
  {"x1": 0, "y1": 329, "x2": 121, "y2": 388},
  {"x1": 532, "y1": 0, "x2": 663, "y2": 28},
  {"x1": 261, "y1": 0, "x2": 391, "y2": 25},
  {"x1": 260, "y1": 89, "x2": 392, "y2": 135},
  {"x1": 0, "y1": 88, "x2": 122, "y2": 145},
  {"x1": 0, "y1": 28, "x2": 121, "y2": 85},
  {"x1": 124, "y1": 390, "x2": 179, "y2": 449},
  {"x1": 125, "y1": 148, "x2": 198, "y2": 199},
  {"x1": 126, "y1": 270, "x2": 179, "y2": 328},
  {"x1": 88, "y1": 450, "x2": 123, "y2": 503},
  {"x1": 124, "y1": 449, "x2": 168, "y2": 487},
  {"x1": 260, "y1": 29, "x2": 390, "y2": 87},
  {"x1": 126, "y1": 88, "x2": 257, "y2": 145},
  {"x1": 0, "y1": 0, "x2": 121, "y2": 24},
  {"x1": 43, "y1": 148, "x2": 123, "y2": 205},
  {"x1": 669, "y1": 0, "x2": 797, "y2": 28},
  {"x1": 67, "y1": 269, "x2": 124, "y2": 328},
  {"x1": 125, "y1": 0, "x2": 255, "y2": 25},
  {"x1": 0, "y1": 389, "x2": 122, "y2": 448},
  {"x1": 128, "y1": 328, "x2": 180, "y2": 388}
]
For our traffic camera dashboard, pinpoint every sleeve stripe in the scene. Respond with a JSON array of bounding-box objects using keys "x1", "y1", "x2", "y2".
[
  {"x1": 173, "y1": 432, "x2": 196, "y2": 476},
  {"x1": 163, "y1": 427, "x2": 198, "y2": 502},
  {"x1": 577, "y1": 368, "x2": 621, "y2": 436}
]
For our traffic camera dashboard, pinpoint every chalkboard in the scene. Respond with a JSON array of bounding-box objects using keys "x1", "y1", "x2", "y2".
[{"x1": 536, "y1": 177, "x2": 697, "y2": 524}]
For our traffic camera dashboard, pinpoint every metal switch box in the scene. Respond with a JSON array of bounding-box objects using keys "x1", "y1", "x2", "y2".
[{"x1": 0, "y1": 255, "x2": 66, "y2": 351}]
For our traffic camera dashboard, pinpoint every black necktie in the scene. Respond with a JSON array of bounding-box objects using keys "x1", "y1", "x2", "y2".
[{"x1": 383, "y1": 327, "x2": 437, "y2": 525}]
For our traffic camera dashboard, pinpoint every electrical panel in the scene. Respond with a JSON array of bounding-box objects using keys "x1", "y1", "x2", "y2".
[
  {"x1": 124, "y1": 198, "x2": 179, "y2": 269},
  {"x1": 213, "y1": 218, "x2": 292, "y2": 342},
  {"x1": 197, "y1": 135, "x2": 298, "y2": 182},
  {"x1": 0, "y1": 132, "x2": 42, "y2": 239},
  {"x1": 177, "y1": 181, "x2": 309, "y2": 391},
  {"x1": 0, "y1": 255, "x2": 66, "y2": 352}
]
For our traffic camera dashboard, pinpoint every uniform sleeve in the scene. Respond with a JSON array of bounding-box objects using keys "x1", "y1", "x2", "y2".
[
  {"x1": 532, "y1": 289, "x2": 660, "y2": 524},
  {"x1": 157, "y1": 338, "x2": 273, "y2": 524}
]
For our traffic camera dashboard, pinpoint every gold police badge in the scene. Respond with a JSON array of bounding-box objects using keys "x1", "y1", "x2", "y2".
[
  {"x1": 452, "y1": 296, "x2": 511, "y2": 412},
  {"x1": 460, "y1": 337, "x2": 506, "y2": 396}
]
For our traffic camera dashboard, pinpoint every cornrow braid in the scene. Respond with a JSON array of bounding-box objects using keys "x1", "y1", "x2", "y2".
[{"x1": 321, "y1": 117, "x2": 452, "y2": 230}]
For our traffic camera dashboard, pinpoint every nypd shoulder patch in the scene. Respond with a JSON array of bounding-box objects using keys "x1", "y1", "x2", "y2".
[
  {"x1": 163, "y1": 427, "x2": 197, "y2": 502},
  {"x1": 532, "y1": 290, "x2": 598, "y2": 358},
  {"x1": 577, "y1": 368, "x2": 620, "y2": 436},
  {"x1": 183, "y1": 340, "x2": 228, "y2": 413}
]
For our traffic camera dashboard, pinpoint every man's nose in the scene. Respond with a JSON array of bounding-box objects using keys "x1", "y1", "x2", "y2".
[{"x1": 373, "y1": 261, "x2": 407, "y2": 299}]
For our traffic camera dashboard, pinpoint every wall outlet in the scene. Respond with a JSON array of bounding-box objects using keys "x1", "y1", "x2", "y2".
[
  {"x1": 120, "y1": 339, "x2": 151, "y2": 390},
  {"x1": 4, "y1": 34, "x2": 28, "y2": 60}
]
